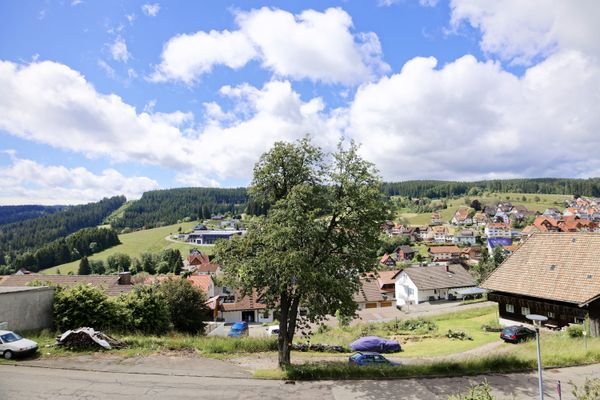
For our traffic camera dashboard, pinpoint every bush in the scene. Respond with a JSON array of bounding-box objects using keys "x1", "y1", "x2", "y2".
[
  {"x1": 383, "y1": 318, "x2": 437, "y2": 334},
  {"x1": 53, "y1": 284, "x2": 127, "y2": 332},
  {"x1": 120, "y1": 285, "x2": 170, "y2": 334},
  {"x1": 158, "y1": 278, "x2": 210, "y2": 334},
  {"x1": 571, "y1": 378, "x2": 600, "y2": 400},
  {"x1": 481, "y1": 320, "x2": 502, "y2": 332},
  {"x1": 567, "y1": 324, "x2": 584, "y2": 338},
  {"x1": 447, "y1": 330, "x2": 473, "y2": 341},
  {"x1": 448, "y1": 381, "x2": 496, "y2": 400}
]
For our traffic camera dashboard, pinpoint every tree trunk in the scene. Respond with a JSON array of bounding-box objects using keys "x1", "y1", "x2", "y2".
[
  {"x1": 278, "y1": 292, "x2": 290, "y2": 368},
  {"x1": 277, "y1": 292, "x2": 301, "y2": 368}
]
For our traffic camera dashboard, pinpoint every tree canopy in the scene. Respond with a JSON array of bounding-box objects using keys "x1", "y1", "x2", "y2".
[{"x1": 214, "y1": 138, "x2": 390, "y2": 367}]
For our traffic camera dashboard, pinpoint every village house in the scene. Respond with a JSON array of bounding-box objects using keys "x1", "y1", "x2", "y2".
[
  {"x1": 431, "y1": 212, "x2": 442, "y2": 225},
  {"x1": 482, "y1": 233, "x2": 600, "y2": 336},
  {"x1": 432, "y1": 226, "x2": 449, "y2": 243},
  {"x1": 394, "y1": 264, "x2": 477, "y2": 306},
  {"x1": 216, "y1": 291, "x2": 273, "y2": 324},
  {"x1": 451, "y1": 208, "x2": 472, "y2": 225},
  {"x1": 354, "y1": 271, "x2": 398, "y2": 309},
  {"x1": 473, "y1": 211, "x2": 489, "y2": 227},
  {"x1": 185, "y1": 224, "x2": 244, "y2": 245},
  {"x1": 379, "y1": 253, "x2": 398, "y2": 267},
  {"x1": 184, "y1": 249, "x2": 222, "y2": 275},
  {"x1": 453, "y1": 229, "x2": 477, "y2": 246},
  {"x1": 485, "y1": 222, "x2": 512, "y2": 238},
  {"x1": 428, "y1": 245, "x2": 462, "y2": 262},
  {"x1": 394, "y1": 245, "x2": 415, "y2": 261},
  {"x1": 543, "y1": 208, "x2": 563, "y2": 220}
]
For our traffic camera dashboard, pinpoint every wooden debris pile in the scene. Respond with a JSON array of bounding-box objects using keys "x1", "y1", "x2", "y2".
[{"x1": 56, "y1": 327, "x2": 126, "y2": 350}]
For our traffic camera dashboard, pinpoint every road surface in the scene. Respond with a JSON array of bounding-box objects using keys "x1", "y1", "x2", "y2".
[{"x1": 1, "y1": 356, "x2": 599, "y2": 399}]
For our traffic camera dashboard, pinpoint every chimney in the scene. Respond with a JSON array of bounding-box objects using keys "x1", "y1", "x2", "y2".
[
  {"x1": 118, "y1": 271, "x2": 132, "y2": 285},
  {"x1": 445, "y1": 264, "x2": 450, "y2": 273}
]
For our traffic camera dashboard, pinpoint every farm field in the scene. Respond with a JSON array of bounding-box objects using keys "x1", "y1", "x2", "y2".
[
  {"x1": 398, "y1": 192, "x2": 570, "y2": 225},
  {"x1": 43, "y1": 221, "x2": 213, "y2": 274}
]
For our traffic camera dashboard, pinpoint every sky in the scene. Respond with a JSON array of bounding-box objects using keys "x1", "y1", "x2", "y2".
[{"x1": 1, "y1": 0, "x2": 599, "y2": 205}]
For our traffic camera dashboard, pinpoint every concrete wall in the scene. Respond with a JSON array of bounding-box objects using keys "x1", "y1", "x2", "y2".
[{"x1": 0, "y1": 287, "x2": 55, "y2": 331}]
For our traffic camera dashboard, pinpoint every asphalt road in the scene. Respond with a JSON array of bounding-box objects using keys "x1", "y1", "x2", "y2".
[{"x1": 1, "y1": 359, "x2": 599, "y2": 399}]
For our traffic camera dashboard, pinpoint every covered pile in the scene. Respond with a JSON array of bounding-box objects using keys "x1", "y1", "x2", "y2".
[{"x1": 57, "y1": 327, "x2": 126, "y2": 350}]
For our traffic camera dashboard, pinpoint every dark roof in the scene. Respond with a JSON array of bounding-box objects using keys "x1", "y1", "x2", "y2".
[
  {"x1": 395, "y1": 245, "x2": 415, "y2": 254},
  {"x1": 401, "y1": 264, "x2": 475, "y2": 290},
  {"x1": 354, "y1": 277, "x2": 387, "y2": 303},
  {"x1": 0, "y1": 274, "x2": 133, "y2": 296},
  {"x1": 221, "y1": 290, "x2": 266, "y2": 311},
  {"x1": 482, "y1": 232, "x2": 600, "y2": 305}
]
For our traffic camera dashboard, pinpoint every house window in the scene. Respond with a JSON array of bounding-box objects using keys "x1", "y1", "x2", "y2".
[
  {"x1": 521, "y1": 306, "x2": 530, "y2": 316},
  {"x1": 505, "y1": 304, "x2": 514, "y2": 313},
  {"x1": 547, "y1": 311, "x2": 555, "y2": 319}
]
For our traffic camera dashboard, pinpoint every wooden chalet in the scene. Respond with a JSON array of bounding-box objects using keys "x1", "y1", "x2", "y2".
[{"x1": 482, "y1": 233, "x2": 600, "y2": 336}]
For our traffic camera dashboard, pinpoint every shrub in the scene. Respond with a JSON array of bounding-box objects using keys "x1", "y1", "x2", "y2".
[
  {"x1": 571, "y1": 378, "x2": 600, "y2": 400},
  {"x1": 447, "y1": 330, "x2": 473, "y2": 341},
  {"x1": 383, "y1": 318, "x2": 437, "y2": 334},
  {"x1": 158, "y1": 278, "x2": 210, "y2": 334},
  {"x1": 567, "y1": 324, "x2": 584, "y2": 338},
  {"x1": 448, "y1": 381, "x2": 496, "y2": 400},
  {"x1": 120, "y1": 285, "x2": 170, "y2": 334},
  {"x1": 481, "y1": 320, "x2": 502, "y2": 332},
  {"x1": 53, "y1": 284, "x2": 127, "y2": 332}
]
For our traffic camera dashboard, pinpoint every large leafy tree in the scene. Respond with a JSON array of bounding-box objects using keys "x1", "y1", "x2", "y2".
[{"x1": 214, "y1": 138, "x2": 390, "y2": 368}]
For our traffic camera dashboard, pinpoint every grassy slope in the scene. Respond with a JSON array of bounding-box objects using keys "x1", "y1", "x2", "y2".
[
  {"x1": 399, "y1": 192, "x2": 570, "y2": 225},
  {"x1": 103, "y1": 200, "x2": 135, "y2": 225},
  {"x1": 43, "y1": 221, "x2": 213, "y2": 274}
]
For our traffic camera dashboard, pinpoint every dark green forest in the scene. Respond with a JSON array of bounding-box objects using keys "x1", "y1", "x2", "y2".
[
  {"x1": 0, "y1": 196, "x2": 125, "y2": 267},
  {"x1": 8, "y1": 227, "x2": 121, "y2": 272},
  {"x1": 381, "y1": 178, "x2": 600, "y2": 199},
  {"x1": 0, "y1": 205, "x2": 65, "y2": 225},
  {"x1": 111, "y1": 188, "x2": 248, "y2": 229}
]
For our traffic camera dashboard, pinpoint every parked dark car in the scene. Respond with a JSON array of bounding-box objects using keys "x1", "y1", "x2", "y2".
[
  {"x1": 500, "y1": 326, "x2": 536, "y2": 343},
  {"x1": 228, "y1": 321, "x2": 249, "y2": 337},
  {"x1": 350, "y1": 336, "x2": 401, "y2": 353},
  {"x1": 349, "y1": 352, "x2": 399, "y2": 366}
]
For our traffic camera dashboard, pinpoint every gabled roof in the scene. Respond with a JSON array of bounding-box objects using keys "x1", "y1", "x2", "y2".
[
  {"x1": 0, "y1": 274, "x2": 133, "y2": 296},
  {"x1": 429, "y1": 245, "x2": 461, "y2": 254},
  {"x1": 482, "y1": 232, "x2": 600, "y2": 305},
  {"x1": 188, "y1": 275, "x2": 213, "y2": 294},
  {"x1": 400, "y1": 264, "x2": 475, "y2": 290},
  {"x1": 377, "y1": 270, "x2": 399, "y2": 289},
  {"x1": 221, "y1": 290, "x2": 266, "y2": 311},
  {"x1": 354, "y1": 277, "x2": 387, "y2": 303}
]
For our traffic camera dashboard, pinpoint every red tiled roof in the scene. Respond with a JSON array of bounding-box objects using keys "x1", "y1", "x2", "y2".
[
  {"x1": 0, "y1": 274, "x2": 133, "y2": 296},
  {"x1": 428, "y1": 245, "x2": 461, "y2": 254},
  {"x1": 221, "y1": 291, "x2": 266, "y2": 311},
  {"x1": 188, "y1": 275, "x2": 213, "y2": 294}
]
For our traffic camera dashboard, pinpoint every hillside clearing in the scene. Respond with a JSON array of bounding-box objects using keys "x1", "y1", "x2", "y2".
[{"x1": 43, "y1": 221, "x2": 213, "y2": 274}]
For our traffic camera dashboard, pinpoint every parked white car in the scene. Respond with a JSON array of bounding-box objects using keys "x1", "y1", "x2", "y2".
[
  {"x1": 266, "y1": 326, "x2": 280, "y2": 336},
  {"x1": 0, "y1": 330, "x2": 38, "y2": 359}
]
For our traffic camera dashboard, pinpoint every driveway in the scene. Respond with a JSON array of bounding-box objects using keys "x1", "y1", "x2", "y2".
[{"x1": 1, "y1": 357, "x2": 599, "y2": 399}]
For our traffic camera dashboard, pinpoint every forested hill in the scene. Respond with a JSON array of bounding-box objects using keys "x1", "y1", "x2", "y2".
[
  {"x1": 0, "y1": 205, "x2": 65, "y2": 226},
  {"x1": 111, "y1": 188, "x2": 248, "y2": 229},
  {"x1": 0, "y1": 196, "x2": 125, "y2": 264},
  {"x1": 381, "y1": 178, "x2": 600, "y2": 198}
]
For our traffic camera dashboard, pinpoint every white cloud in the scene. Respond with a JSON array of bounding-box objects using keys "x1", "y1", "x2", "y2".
[
  {"x1": 141, "y1": 3, "x2": 160, "y2": 17},
  {"x1": 152, "y1": 7, "x2": 389, "y2": 85},
  {"x1": 150, "y1": 30, "x2": 257, "y2": 84},
  {"x1": 109, "y1": 36, "x2": 130, "y2": 63},
  {"x1": 0, "y1": 60, "x2": 342, "y2": 186},
  {"x1": 0, "y1": 154, "x2": 159, "y2": 205},
  {"x1": 349, "y1": 50, "x2": 600, "y2": 180},
  {"x1": 97, "y1": 59, "x2": 116, "y2": 78},
  {"x1": 449, "y1": 0, "x2": 600, "y2": 65},
  {"x1": 71, "y1": 0, "x2": 83, "y2": 6}
]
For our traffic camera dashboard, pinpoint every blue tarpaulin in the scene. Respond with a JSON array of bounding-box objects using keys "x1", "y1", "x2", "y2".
[{"x1": 350, "y1": 336, "x2": 401, "y2": 353}]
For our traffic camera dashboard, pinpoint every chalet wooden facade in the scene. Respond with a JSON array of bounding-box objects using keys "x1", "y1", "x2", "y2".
[{"x1": 482, "y1": 233, "x2": 600, "y2": 336}]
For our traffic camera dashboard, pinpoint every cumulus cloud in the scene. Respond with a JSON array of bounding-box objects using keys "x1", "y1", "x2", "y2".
[
  {"x1": 152, "y1": 7, "x2": 389, "y2": 85},
  {"x1": 0, "y1": 61, "x2": 195, "y2": 169},
  {"x1": 0, "y1": 60, "x2": 342, "y2": 186},
  {"x1": 0, "y1": 154, "x2": 159, "y2": 205},
  {"x1": 109, "y1": 36, "x2": 130, "y2": 63},
  {"x1": 141, "y1": 3, "x2": 160, "y2": 17},
  {"x1": 349, "y1": 50, "x2": 600, "y2": 180},
  {"x1": 150, "y1": 30, "x2": 256, "y2": 84},
  {"x1": 450, "y1": 0, "x2": 600, "y2": 65}
]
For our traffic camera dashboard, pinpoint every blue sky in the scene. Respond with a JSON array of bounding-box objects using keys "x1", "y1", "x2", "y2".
[{"x1": 0, "y1": 0, "x2": 599, "y2": 204}]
